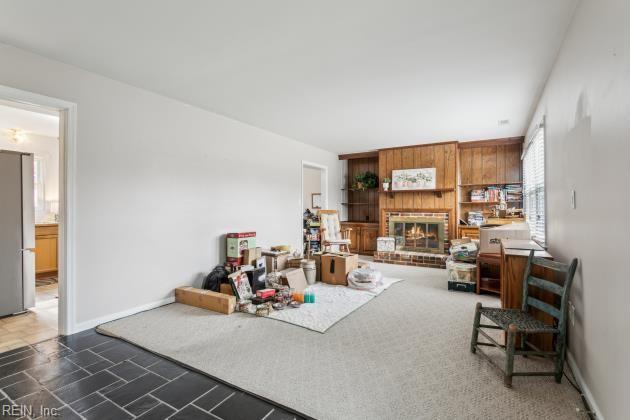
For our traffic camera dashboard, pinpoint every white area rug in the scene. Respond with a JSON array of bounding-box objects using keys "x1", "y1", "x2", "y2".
[
  {"x1": 98, "y1": 263, "x2": 586, "y2": 420},
  {"x1": 266, "y1": 277, "x2": 403, "y2": 332}
]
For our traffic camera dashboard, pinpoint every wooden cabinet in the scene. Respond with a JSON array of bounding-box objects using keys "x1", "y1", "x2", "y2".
[
  {"x1": 348, "y1": 228, "x2": 360, "y2": 253},
  {"x1": 458, "y1": 226, "x2": 480, "y2": 239},
  {"x1": 362, "y1": 226, "x2": 379, "y2": 253},
  {"x1": 341, "y1": 222, "x2": 378, "y2": 255},
  {"x1": 35, "y1": 224, "x2": 58, "y2": 276}
]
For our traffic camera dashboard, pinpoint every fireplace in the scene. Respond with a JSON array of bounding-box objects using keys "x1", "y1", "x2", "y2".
[
  {"x1": 374, "y1": 210, "x2": 450, "y2": 268},
  {"x1": 389, "y1": 216, "x2": 445, "y2": 254}
]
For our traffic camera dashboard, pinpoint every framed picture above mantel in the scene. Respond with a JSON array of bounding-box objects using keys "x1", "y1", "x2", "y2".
[{"x1": 392, "y1": 168, "x2": 436, "y2": 191}]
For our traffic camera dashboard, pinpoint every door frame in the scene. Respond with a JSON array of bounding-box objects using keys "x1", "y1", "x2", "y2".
[
  {"x1": 0, "y1": 85, "x2": 78, "y2": 335},
  {"x1": 300, "y1": 161, "x2": 328, "y2": 249}
]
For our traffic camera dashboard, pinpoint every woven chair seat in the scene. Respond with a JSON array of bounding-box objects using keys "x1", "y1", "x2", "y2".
[{"x1": 480, "y1": 308, "x2": 558, "y2": 333}]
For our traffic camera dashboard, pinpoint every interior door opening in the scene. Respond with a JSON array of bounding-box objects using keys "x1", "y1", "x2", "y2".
[
  {"x1": 0, "y1": 98, "x2": 64, "y2": 349},
  {"x1": 301, "y1": 162, "x2": 327, "y2": 256}
]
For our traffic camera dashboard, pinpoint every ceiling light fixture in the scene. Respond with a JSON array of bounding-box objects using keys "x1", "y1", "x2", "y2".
[{"x1": 4, "y1": 128, "x2": 29, "y2": 144}]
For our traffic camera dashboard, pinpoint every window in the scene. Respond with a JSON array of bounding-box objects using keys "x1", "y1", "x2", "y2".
[{"x1": 522, "y1": 121, "x2": 546, "y2": 245}]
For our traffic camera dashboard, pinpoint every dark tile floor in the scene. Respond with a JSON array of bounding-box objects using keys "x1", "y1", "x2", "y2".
[{"x1": 0, "y1": 329, "x2": 304, "y2": 419}]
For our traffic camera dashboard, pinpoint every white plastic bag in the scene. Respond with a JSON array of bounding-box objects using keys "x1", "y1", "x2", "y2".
[{"x1": 347, "y1": 268, "x2": 383, "y2": 290}]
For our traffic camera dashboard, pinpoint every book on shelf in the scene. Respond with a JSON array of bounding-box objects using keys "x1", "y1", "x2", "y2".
[
  {"x1": 470, "y1": 189, "x2": 486, "y2": 202},
  {"x1": 467, "y1": 184, "x2": 522, "y2": 203}
]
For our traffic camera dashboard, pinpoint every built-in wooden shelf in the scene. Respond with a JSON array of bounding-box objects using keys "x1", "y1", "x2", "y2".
[
  {"x1": 459, "y1": 182, "x2": 522, "y2": 187},
  {"x1": 460, "y1": 200, "x2": 522, "y2": 205},
  {"x1": 379, "y1": 187, "x2": 454, "y2": 198},
  {"x1": 379, "y1": 187, "x2": 454, "y2": 193}
]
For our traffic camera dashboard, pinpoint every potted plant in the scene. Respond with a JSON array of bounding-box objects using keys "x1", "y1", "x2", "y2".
[
  {"x1": 353, "y1": 171, "x2": 378, "y2": 191},
  {"x1": 382, "y1": 177, "x2": 391, "y2": 191}
]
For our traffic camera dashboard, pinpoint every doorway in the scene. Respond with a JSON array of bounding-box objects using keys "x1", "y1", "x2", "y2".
[
  {"x1": 301, "y1": 161, "x2": 327, "y2": 255},
  {"x1": 0, "y1": 101, "x2": 60, "y2": 350},
  {"x1": 0, "y1": 85, "x2": 77, "y2": 346}
]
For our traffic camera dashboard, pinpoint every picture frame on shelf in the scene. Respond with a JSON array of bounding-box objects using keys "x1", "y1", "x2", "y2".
[{"x1": 392, "y1": 168, "x2": 436, "y2": 190}]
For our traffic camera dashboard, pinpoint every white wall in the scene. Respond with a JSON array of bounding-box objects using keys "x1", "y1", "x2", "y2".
[
  {"x1": 0, "y1": 131, "x2": 59, "y2": 222},
  {"x1": 0, "y1": 44, "x2": 341, "y2": 328},
  {"x1": 302, "y1": 166, "x2": 322, "y2": 212},
  {"x1": 526, "y1": 0, "x2": 629, "y2": 418}
]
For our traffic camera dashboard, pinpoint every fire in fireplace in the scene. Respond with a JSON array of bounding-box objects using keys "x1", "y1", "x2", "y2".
[{"x1": 389, "y1": 216, "x2": 445, "y2": 253}]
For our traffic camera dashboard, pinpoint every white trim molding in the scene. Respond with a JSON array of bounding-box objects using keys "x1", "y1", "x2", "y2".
[
  {"x1": 567, "y1": 351, "x2": 604, "y2": 420},
  {"x1": 300, "y1": 160, "x2": 329, "y2": 249},
  {"x1": 0, "y1": 85, "x2": 78, "y2": 335},
  {"x1": 74, "y1": 296, "x2": 176, "y2": 333}
]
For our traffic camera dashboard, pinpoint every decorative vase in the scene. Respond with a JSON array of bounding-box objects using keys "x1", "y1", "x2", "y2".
[{"x1": 383, "y1": 182, "x2": 389, "y2": 191}]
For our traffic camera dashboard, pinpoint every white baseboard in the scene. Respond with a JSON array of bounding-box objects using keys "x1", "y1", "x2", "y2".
[
  {"x1": 567, "y1": 351, "x2": 604, "y2": 420},
  {"x1": 72, "y1": 296, "x2": 175, "y2": 334}
]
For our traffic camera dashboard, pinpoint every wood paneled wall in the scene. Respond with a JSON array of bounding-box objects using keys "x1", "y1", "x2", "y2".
[
  {"x1": 458, "y1": 138, "x2": 523, "y2": 185},
  {"x1": 347, "y1": 157, "x2": 379, "y2": 223},
  {"x1": 457, "y1": 138, "x2": 524, "y2": 226},
  {"x1": 378, "y1": 142, "x2": 458, "y2": 239}
]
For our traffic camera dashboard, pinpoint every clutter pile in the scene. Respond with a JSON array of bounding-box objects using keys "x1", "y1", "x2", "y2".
[
  {"x1": 303, "y1": 209, "x2": 321, "y2": 254},
  {"x1": 467, "y1": 211, "x2": 485, "y2": 226},
  {"x1": 446, "y1": 237, "x2": 478, "y2": 293},
  {"x1": 176, "y1": 231, "x2": 384, "y2": 320}
]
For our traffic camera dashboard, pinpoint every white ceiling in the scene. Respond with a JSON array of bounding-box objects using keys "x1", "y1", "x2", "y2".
[
  {"x1": 0, "y1": 102, "x2": 59, "y2": 138},
  {"x1": 0, "y1": 0, "x2": 577, "y2": 153}
]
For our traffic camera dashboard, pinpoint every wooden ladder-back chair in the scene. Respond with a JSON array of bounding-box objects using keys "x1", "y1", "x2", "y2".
[
  {"x1": 319, "y1": 210, "x2": 352, "y2": 253},
  {"x1": 470, "y1": 250, "x2": 578, "y2": 387}
]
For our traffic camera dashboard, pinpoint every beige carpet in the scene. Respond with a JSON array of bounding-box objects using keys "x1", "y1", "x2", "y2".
[{"x1": 98, "y1": 263, "x2": 586, "y2": 420}]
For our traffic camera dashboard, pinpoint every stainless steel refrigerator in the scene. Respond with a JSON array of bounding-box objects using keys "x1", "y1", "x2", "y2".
[{"x1": 0, "y1": 150, "x2": 36, "y2": 317}]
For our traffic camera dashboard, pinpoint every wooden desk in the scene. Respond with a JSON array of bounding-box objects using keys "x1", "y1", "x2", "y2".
[
  {"x1": 500, "y1": 245, "x2": 556, "y2": 350},
  {"x1": 476, "y1": 253, "x2": 501, "y2": 295}
]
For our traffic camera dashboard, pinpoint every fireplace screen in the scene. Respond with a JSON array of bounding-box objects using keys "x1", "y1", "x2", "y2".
[{"x1": 389, "y1": 216, "x2": 444, "y2": 253}]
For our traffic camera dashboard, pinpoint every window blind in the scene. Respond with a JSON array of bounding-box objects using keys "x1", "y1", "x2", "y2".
[{"x1": 523, "y1": 123, "x2": 546, "y2": 245}]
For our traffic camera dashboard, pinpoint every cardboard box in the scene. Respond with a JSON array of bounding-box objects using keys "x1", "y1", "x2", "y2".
[
  {"x1": 265, "y1": 254, "x2": 289, "y2": 273},
  {"x1": 479, "y1": 223, "x2": 530, "y2": 254},
  {"x1": 321, "y1": 253, "x2": 359, "y2": 286},
  {"x1": 219, "y1": 283, "x2": 233, "y2": 296},
  {"x1": 501, "y1": 239, "x2": 544, "y2": 251},
  {"x1": 287, "y1": 257, "x2": 304, "y2": 269},
  {"x1": 226, "y1": 257, "x2": 242, "y2": 267},
  {"x1": 227, "y1": 232, "x2": 256, "y2": 259},
  {"x1": 243, "y1": 247, "x2": 262, "y2": 266},
  {"x1": 279, "y1": 268, "x2": 308, "y2": 292},
  {"x1": 377, "y1": 237, "x2": 396, "y2": 252},
  {"x1": 175, "y1": 287, "x2": 236, "y2": 314},
  {"x1": 309, "y1": 253, "x2": 323, "y2": 282},
  {"x1": 255, "y1": 257, "x2": 266, "y2": 270},
  {"x1": 228, "y1": 271, "x2": 253, "y2": 300},
  {"x1": 450, "y1": 237, "x2": 472, "y2": 247}
]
